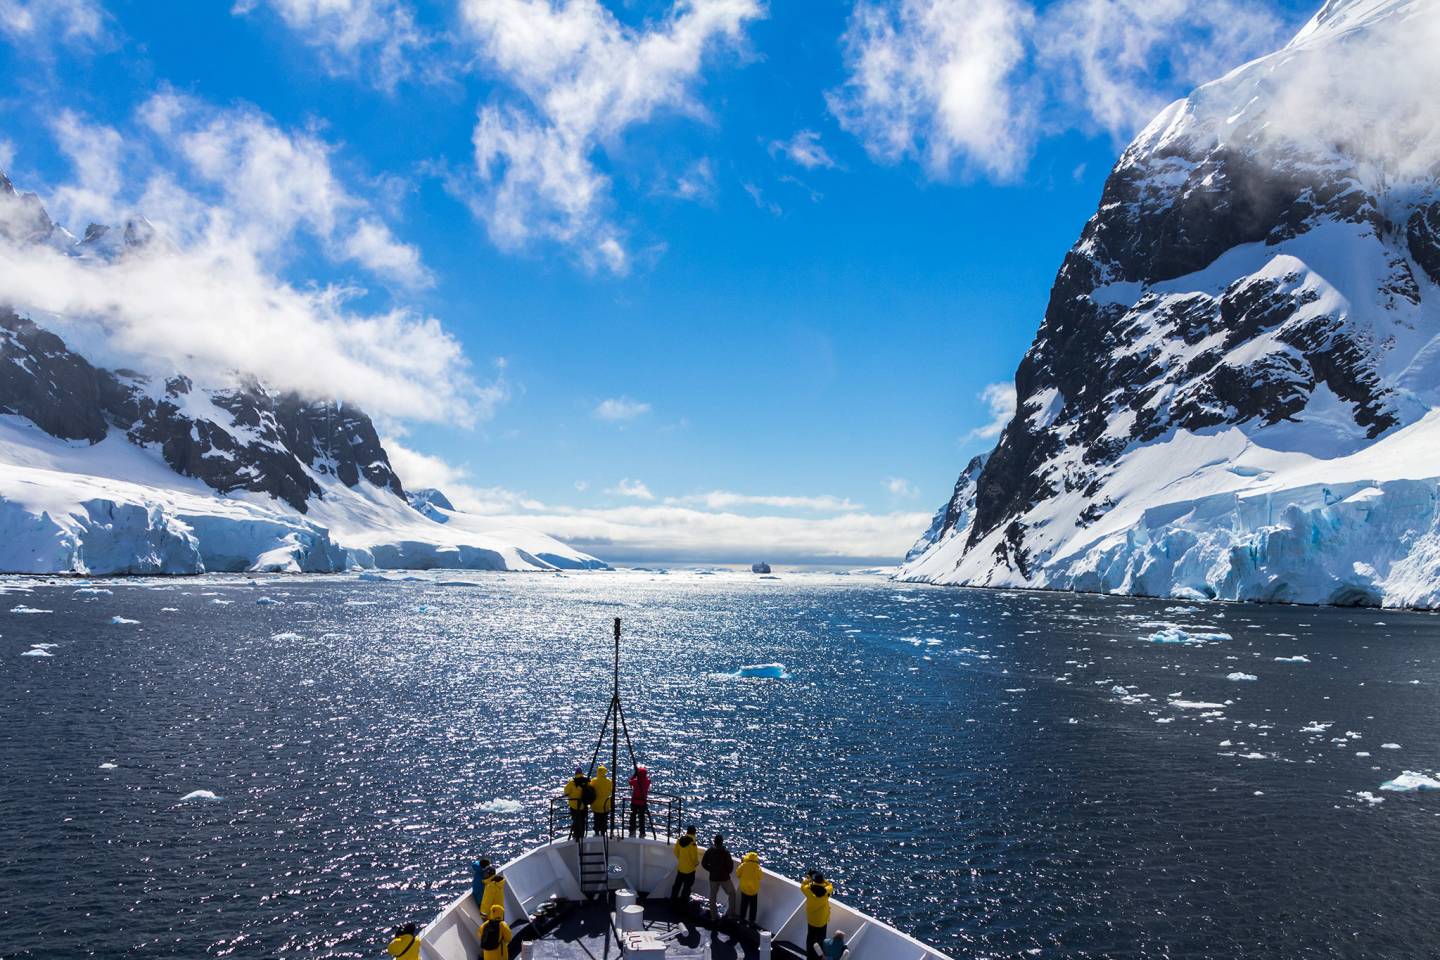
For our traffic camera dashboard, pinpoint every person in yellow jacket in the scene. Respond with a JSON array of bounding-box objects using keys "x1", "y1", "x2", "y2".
[
  {"x1": 477, "y1": 904, "x2": 512, "y2": 960},
  {"x1": 386, "y1": 921, "x2": 420, "y2": 960},
  {"x1": 801, "y1": 871, "x2": 834, "y2": 960},
  {"x1": 591, "y1": 764, "x2": 614, "y2": 835},
  {"x1": 670, "y1": 825, "x2": 701, "y2": 908},
  {"x1": 737, "y1": 851, "x2": 762, "y2": 926},
  {"x1": 563, "y1": 767, "x2": 590, "y2": 841},
  {"x1": 480, "y1": 867, "x2": 507, "y2": 919}
]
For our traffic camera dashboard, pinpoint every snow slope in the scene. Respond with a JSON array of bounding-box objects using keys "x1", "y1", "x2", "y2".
[
  {"x1": 0, "y1": 414, "x2": 604, "y2": 575},
  {"x1": 902, "y1": 0, "x2": 1440, "y2": 608}
]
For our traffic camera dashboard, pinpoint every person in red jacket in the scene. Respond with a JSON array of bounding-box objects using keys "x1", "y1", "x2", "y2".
[{"x1": 628, "y1": 765, "x2": 651, "y2": 836}]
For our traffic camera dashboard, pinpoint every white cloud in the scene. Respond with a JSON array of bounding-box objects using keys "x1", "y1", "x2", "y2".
[
  {"x1": 665, "y1": 491, "x2": 862, "y2": 512},
  {"x1": 344, "y1": 218, "x2": 431, "y2": 288},
  {"x1": 968, "y1": 381, "x2": 1016, "y2": 440},
  {"x1": 458, "y1": 0, "x2": 762, "y2": 271},
  {"x1": 488, "y1": 503, "x2": 931, "y2": 565},
  {"x1": 829, "y1": 0, "x2": 1036, "y2": 180},
  {"x1": 885, "y1": 476, "x2": 918, "y2": 498},
  {"x1": 769, "y1": 129, "x2": 837, "y2": 170},
  {"x1": 0, "y1": 0, "x2": 104, "y2": 47},
  {"x1": 742, "y1": 181, "x2": 781, "y2": 216},
  {"x1": 0, "y1": 138, "x2": 13, "y2": 171},
  {"x1": 385, "y1": 446, "x2": 925, "y2": 564},
  {"x1": 1037, "y1": 0, "x2": 1289, "y2": 140},
  {"x1": 608, "y1": 478, "x2": 655, "y2": 500},
  {"x1": 830, "y1": 0, "x2": 1295, "y2": 180},
  {"x1": 231, "y1": 0, "x2": 426, "y2": 90},
  {"x1": 0, "y1": 101, "x2": 484, "y2": 425},
  {"x1": 593, "y1": 396, "x2": 652, "y2": 421}
]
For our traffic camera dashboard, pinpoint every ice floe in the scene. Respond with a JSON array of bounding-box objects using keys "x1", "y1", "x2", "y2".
[
  {"x1": 1274, "y1": 655, "x2": 1311, "y2": 663},
  {"x1": 98, "y1": 762, "x2": 118, "y2": 770},
  {"x1": 20, "y1": 647, "x2": 52, "y2": 657},
  {"x1": 1379, "y1": 772, "x2": 1440, "y2": 793},
  {"x1": 731, "y1": 663, "x2": 790, "y2": 679},
  {"x1": 1146, "y1": 627, "x2": 1231, "y2": 645},
  {"x1": 10, "y1": 605, "x2": 52, "y2": 614},
  {"x1": 110, "y1": 616, "x2": 139, "y2": 625},
  {"x1": 180, "y1": 790, "x2": 221, "y2": 802},
  {"x1": 1226, "y1": 672, "x2": 1259, "y2": 682},
  {"x1": 1381, "y1": 743, "x2": 1402, "y2": 750},
  {"x1": 478, "y1": 798, "x2": 524, "y2": 814}
]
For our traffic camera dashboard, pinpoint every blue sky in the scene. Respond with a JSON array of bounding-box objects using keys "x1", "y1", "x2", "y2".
[{"x1": 0, "y1": 0, "x2": 1317, "y2": 564}]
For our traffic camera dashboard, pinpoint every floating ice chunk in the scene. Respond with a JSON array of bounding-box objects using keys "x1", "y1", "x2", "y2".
[
  {"x1": 1301, "y1": 722, "x2": 1332, "y2": 733},
  {"x1": 732, "y1": 663, "x2": 790, "y2": 679},
  {"x1": 110, "y1": 616, "x2": 139, "y2": 625},
  {"x1": 1381, "y1": 743, "x2": 1401, "y2": 750},
  {"x1": 1357, "y1": 751, "x2": 1371, "y2": 757},
  {"x1": 1355, "y1": 791, "x2": 1384, "y2": 805},
  {"x1": 10, "y1": 606, "x2": 52, "y2": 614},
  {"x1": 1274, "y1": 655, "x2": 1310, "y2": 663},
  {"x1": 1379, "y1": 771, "x2": 1440, "y2": 793},
  {"x1": 1110, "y1": 685, "x2": 1129, "y2": 695},
  {"x1": 210, "y1": 599, "x2": 233, "y2": 606},
  {"x1": 1227, "y1": 672, "x2": 1258, "y2": 682},
  {"x1": 99, "y1": 762, "x2": 117, "y2": 769},
  {"x1": 160, "y1": 607, "x2": 179, "y2": 612},
  {"x1": 21, "y1": 648, "x2": 53, "y2": 657},
  {"x1": 1240, "y1": 752, "x2": 1267, "y2": 760},
  {"x1": 30, "y1": 642, "x2": 58, "y2": 649},
  {"x1": 1170, "y1": 699, "x2": 1226, "y2": 709},
  {"x1": 180, "y1": 790, "x2": 221, "y2": 802},
  {"x1": 358, "y1": 572, "x2": 393, "y2": 582},
  {"x1": 1147, "y1": 627, "x2": 1230, "y2": 646},
  {"x1": 1164, "y1": 606, "x2": 1201, "y2": 614},
  {"x1": 1219, "y1": 740, "x2": 1233, "y2": 747},
  {"x1": 1004, "y1": 688, "x2": 1027, "y2": 693},
  {"x1": 75, "y1": 587, "x2": 113, "y2": 595},
  {"x1": 478, "y1": 798, "x2": 523, "y2": 814},
  {"x1": 271, "y1": 632, "x2": 303, "y2": 643},
  {"x1": 255, "y1": 597, "x2": 282, "y2": 606}
]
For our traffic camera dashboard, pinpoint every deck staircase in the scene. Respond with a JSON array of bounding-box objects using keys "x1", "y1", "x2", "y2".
[{"x1": 578, "y1": 835, "x2": 609, "y2": 897}]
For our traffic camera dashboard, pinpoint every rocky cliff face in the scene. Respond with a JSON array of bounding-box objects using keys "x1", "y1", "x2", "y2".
[
  {"x1": 0, "y1": 310, "x2": 404, "y2": 513},
  {"x1": 903, "y1": 0, "x2": 1440, "y2": 608}
]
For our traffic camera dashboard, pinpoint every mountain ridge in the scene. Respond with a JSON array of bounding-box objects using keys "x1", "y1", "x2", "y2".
[{"x1": 901, "y1": 0, "x2": 1440, "y2": 608}]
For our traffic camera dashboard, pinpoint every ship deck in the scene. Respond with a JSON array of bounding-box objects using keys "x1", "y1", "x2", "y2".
[{"x1": 523, "y1": 896, "x2": 793, "y2": 960}]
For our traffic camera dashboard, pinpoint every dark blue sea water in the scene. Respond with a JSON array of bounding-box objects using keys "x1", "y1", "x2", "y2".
[{"x1": 3, "y1": 572, "x2": 1440, "y2": 959}]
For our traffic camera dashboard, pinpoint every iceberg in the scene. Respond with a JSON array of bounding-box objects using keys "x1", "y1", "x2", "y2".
[
  {"x1": 1226, "y1": 672, "x2": 1259, "y2": 682},
  {"x1": 478, "y1": 798, "x2": 524, "y2": 814},
  {"x1": 732, "y1": 663, "x2": 790, "y2": 679},
  {"x1": 179, "y1": 789, "x2": 221, "y2": 802},
  {"x1": 1379, "y1": 772, "x2": 1440, "y2": 793}
]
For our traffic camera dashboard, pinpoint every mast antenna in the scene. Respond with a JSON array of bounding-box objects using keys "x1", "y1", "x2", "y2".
[{"x1": 590, "y1": 617, "x2": 638, "y2": 778}]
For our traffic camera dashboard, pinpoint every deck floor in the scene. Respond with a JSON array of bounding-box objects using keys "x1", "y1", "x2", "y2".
[{"x1": 524, "y1": 895, "x2": 798, "y2": 960}]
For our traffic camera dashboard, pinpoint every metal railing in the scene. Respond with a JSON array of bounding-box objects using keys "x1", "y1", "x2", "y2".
[{"x1": 546, "y1": 792, "x2": 685, "y2": 845}]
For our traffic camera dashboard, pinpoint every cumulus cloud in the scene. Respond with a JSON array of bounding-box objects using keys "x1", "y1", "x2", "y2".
[
  {"x1": 968, "y1": 381, "x2": 1016, "y2": 440},
  {"x1": 386, "y1": 445, "x2": 926, "y2": 564},
  {"x1": 457, "y1": 0, "x2": 762, "y2": 272},
  {"x1": 0, "y1": 0, "x2": 104, "y2": 47},
  {"x1": 769, "y1": 130, "x2": 837, "y2": 170},
  {"x1": 491, "y1": 503, "x2": 931, "y2": 565},
  {"x1": 886, "y1": 476, "x2": 918, "y2": 497},
  {"x1": 593, "y1": 396, "x2": 652, "y2": 421},
  {"x1": 608, "y1": 478, "x2": 655, "y2": 500},
  {"x1": 830, "y1": 0, "x2": 1296, "y2": 180},
  {"x1": 231, "y1": 0, "x2": 426, "y2": 90},
  {"x1": 0, "y1": 99, "x2": 482, "y2": 424},
  {"x1": 829, "y1": 0, "x2": 1036, "y2": 180},
  {"x1": 665, "y1": 491, "x2": 862, "y2": 512}
]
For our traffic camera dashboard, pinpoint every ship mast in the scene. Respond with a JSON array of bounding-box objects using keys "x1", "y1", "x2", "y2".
[{"x1": 590, "y1": 617, "x2": 638, "y2": 777}]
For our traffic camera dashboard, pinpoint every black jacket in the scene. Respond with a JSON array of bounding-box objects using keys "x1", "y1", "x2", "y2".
[{"x1": 701, "y1": 845, "x2": 734, "y2": 881}]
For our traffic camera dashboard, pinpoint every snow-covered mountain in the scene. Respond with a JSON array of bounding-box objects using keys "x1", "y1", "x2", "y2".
[
  {"x1": 903, "y1": 0, "x2": 1440, "y2": 608},
  {"x1": 0, "y1": 175, "x2": 604, "y2": 575}
]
